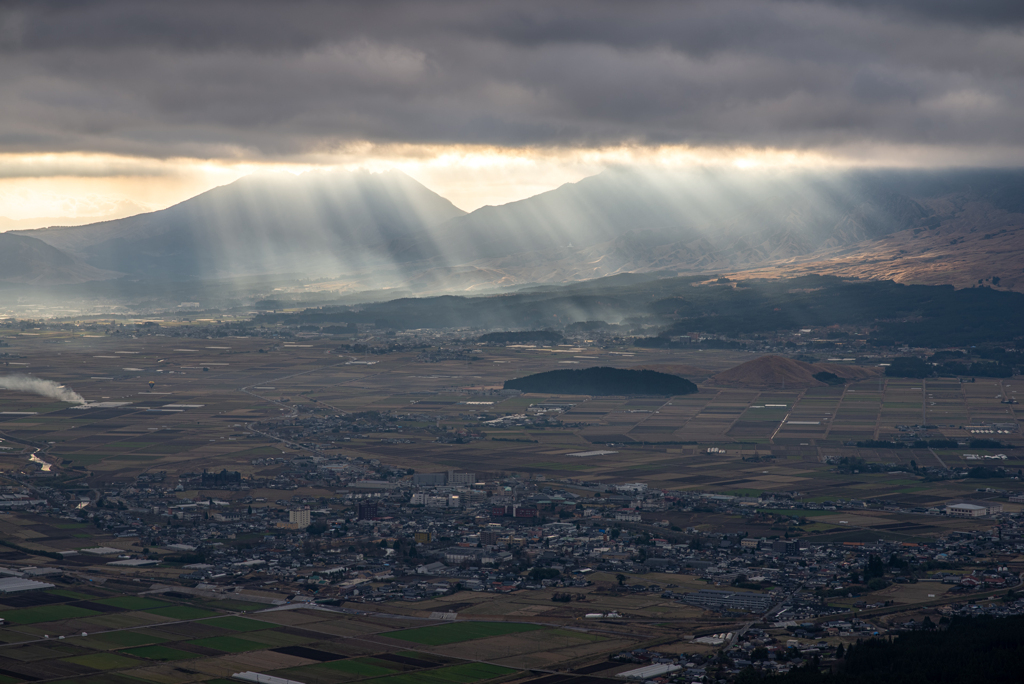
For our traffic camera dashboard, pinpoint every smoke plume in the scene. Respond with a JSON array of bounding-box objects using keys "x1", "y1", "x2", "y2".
[{"x1": 0, "y1": 375, "x2": 86, "y2": 404}]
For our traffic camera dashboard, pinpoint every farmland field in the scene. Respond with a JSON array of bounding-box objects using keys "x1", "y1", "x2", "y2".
[
  {"x1": 388, "y1": 622, "x2": 548, "y2": 645},
  {"x1": 188, "y1": 635, "x2": 273, "y2": 653},
  {"x1": 123, "y1": 644, "x2": 198, "y2": 660},
  {"x1": 63, "y1": 651, "x2": 141, "y2": 670},
  {"x1": 0, "y1": 325, "x2": 1018, "y2": 682},
  {"x1": 144, "y1": 605, "x2": 220, "y2": 620},
  {"x1": 96, "y1": 597, "x2": 172, "y2": 611},
  {"x1": 201, "y1": 616, "x2": 275, "y2": 632},
  {"x1": 89, "y1": 630, "x2": 169, "y2": 648},
  {"x1": 0, "y1": 604, "x2": 101, "y2": 624},
  {"x1": 372, "y1": 662, "x2": 518, "y2": 684}
]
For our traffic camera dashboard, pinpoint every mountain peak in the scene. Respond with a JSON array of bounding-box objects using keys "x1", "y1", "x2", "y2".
[{"x1": 13, "y1": 168, "x2": 464, "y2": 280}]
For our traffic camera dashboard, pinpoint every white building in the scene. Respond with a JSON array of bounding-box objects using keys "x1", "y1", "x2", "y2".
[
  {"x1": 946, "y1": 502, "x2": 987, "y2": 518},
  {"x1": 616, "y1": 663, "x2": 682, "y2": 679},
  {"x1": 448, "y1": 470, "x2": 476, "y2": 485},
  {"x1": 289, "y1": 507, "x2": 311, "y2": 528}
]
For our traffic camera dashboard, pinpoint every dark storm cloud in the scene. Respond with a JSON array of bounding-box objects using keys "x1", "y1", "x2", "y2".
[{"x1": 0, "y1": 0, "x2": 1022, "y2": 159}]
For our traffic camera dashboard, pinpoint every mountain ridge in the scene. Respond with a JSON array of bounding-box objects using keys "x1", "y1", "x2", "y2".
[
  {"x1": 9, "y1": 166, "x2": 1024, "y2": 293},
  {"x1": 0, "y1": 233, "x2": 122, "y2": 285},
  {"x1": 13, "y1": 169, "x2": 465, "y2": 280}
]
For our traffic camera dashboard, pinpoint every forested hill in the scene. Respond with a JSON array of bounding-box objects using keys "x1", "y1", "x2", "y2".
[
  {"x1": 252, "y1": 274, "x2": 1024, "y2": 349},
  {"x1": 765, "y1": 615, "x2": 1024, "y2": 684},
  {"x1": 504, "y1": 367, "x2": 698, "y2": 396}
]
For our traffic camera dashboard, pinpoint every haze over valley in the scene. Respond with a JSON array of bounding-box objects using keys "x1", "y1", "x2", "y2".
[{"x1": 6, "y1": 167, "x2": 1024, "y2": 303}]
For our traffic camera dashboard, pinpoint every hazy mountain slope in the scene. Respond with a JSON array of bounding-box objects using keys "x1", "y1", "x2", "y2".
[
  {"x1": 716, "y1": 170, "x2": 1024, "y2": 291},
  {"x1": 16, "y1": 170, "x2": 464, "y2": 279},
  {"x1": 715, "y1": 170, "x2": 1024, "y2": 291},
  {"x1": 427, "y1": 168, "x2": 931, "y2": 268},
  {"x1": 0, "y1": 233, "x2": 121, "y2": 285},
  {"x1": 430, "y1": 168, "x2": 1024, "y2": 291},
  {"x1": 12, "y1": 166, "x2": 1023, "y2": 291}
]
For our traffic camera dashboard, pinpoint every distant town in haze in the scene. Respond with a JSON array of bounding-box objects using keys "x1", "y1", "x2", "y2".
[{"x1": 0, "y1": 3, "x2": 1022, "y2": 684}]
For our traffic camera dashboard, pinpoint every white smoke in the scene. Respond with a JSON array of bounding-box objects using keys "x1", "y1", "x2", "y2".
[{"x1": 0, "y1": 374, "x2": 86, "y2": 404}]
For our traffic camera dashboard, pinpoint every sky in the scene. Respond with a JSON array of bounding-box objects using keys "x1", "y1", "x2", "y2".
[{"x1": 1, "y1": 0, "x2": 1023, "y2": 225}]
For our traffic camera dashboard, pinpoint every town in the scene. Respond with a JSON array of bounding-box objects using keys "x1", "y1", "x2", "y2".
[{"x1": 0, "y1": 317, "x2": 1019, "y2": 683}]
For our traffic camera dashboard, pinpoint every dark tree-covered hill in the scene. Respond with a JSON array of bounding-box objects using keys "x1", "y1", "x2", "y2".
[
  {"x1": 477, "y1": 330, "x2": 564, "y2": 344},
  {"x1": 504, "y1": 367, "x2": 698, "y2": 396},
  {"x1": 762, "y1": 615, "x2": 1024, "y2": 684}
]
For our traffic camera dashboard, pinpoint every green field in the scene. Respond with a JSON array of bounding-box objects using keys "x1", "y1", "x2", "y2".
[
  {"x1": 210, "y1": 600, "x2": 271, "y2": 612},
  {"x1": 0, "y1": 604, "x2": 101, "y2": 624},
  {"x1": 63, "y1": 652, "x2": 141, "y2": 670},
  {"x1": 90, "y1": 630, "x2": 168, "y2": 648},
  {"x1": 144, "y1": 605, "x2": 219, "y2": 620},
  {"x1": 46, "y1": 589, "x2": 94, "y2": 600},
  {"x1": 237, "y1": 630, "x2": 314, "y2": 648},
  {"x1": 388, "y1": 622, "x2": 547, "y2": 646},
  {"x1": 123, "y1": 645, "x2": 198, "y2": 661},
  {"x1": 188, "y1": 635, "x2": 267, "y2": 653},
  {"x1": 96, "y1": 596, "x2": 172, "y2": 611},
  {"x1": 317, "y1": 658, "x2": 402, "y2": 677},
  {"x1": 373, "y1": 662, "x2": 517, "y2": 684},
  {"x1": 201, "y1": 616, "x2": 274, "y2": 632}
]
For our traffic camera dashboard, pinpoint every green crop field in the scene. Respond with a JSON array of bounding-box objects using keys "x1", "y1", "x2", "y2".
[
  {"x1": 90, "y1": 630, "x2": 168, "y2": 647},
  {"x1": 123, "y1": 645, "x2": 197, "y2": 661},
  {"x1": 63, "y1": 652, "x2": 141, "y2": 670},
  {"x1": 144, "y1": 605, "x2": 220, "y2": 620},
  {"x1": 201, "y1": 615, "x2": 274, "y2": 632},
  {"x1": 96, "y1": 596, "x2": 172, "y2": 611},
  {"x1": 316, "y1": 657, "x2": 402, "y2": 677},
  {"x1": 188, "y1": 635, "x2": 267, "y2": 653},
  {"x1": 373, "y1": 662, "x2": 517, "y2": 684},
  {"x1": 237, "y1": 630, "x2": 314, "y2": 648},
  {"x1": 211, "y1": 600, "x2": 272, "y2": 612},
  {"x1": 46, "y1": 589, "x2": 94, "y2": 600},
  {"x1": 0, "y1": 604, "x2": 101, "y2": 624},
  {"x1": 388, "y1": 621, "x2": 547, "y2": 645}
]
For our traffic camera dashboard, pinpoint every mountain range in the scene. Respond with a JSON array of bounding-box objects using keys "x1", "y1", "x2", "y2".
[{"x1": 8, "y1": 167, "x2": 1024, "y2": 293}]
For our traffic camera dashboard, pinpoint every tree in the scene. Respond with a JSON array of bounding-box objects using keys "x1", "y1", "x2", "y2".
[
  {"x1": 865, "y1": 554, "x2": 885, "y2": 580},
  {"x1": 528, "y1": 567, "x2": 560, "y2": 581},
  {"x1": 886, "y1": 357, "x2": 931, "y2": 378},
  {"x1": 867, "y1": 577, "x2": 889, "y2": 591},
  {"x1": 616, "y1": 573, "x2": 627, "y2": 586},
  {"x1": 835, "y1": 643, "x2": 845, "y2": 659},
  {"x1": 735, "y1": 666, "x2": 764, "y2": 684}
]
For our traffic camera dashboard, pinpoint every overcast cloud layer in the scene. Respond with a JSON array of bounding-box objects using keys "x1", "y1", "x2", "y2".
[{"x1": 1, "y1": 0, "x2": 1023, "y2": 162}]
